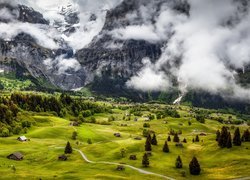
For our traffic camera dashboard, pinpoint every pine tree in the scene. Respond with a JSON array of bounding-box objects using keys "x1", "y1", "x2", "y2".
[
  {"x1": 173, "y1": 133, "x2": 180, "y2": 142},
  {"x1": 147, "y1": 133, "x2": 152, "y2": 144},
  {"x1": 163, "y1": 141, "x2": 169, "y2": 153},
  {"x1": 226, "y1": 132, "x2": 232, "y2": 148},
  {"x1": 183, "y1": 138, "x2": 187, "y2": 143},
  {"x1": 167, "y1": 136, "x2": 171, "y2": 142},
  {"x1": 233, "y1": 127, "x2": 241, "y2": 146},
  {"x1": 65, "y1": 141, "x2": 73, "y2": 154},
  {"x1": 151, "y1": 134, "x2": 158, "y2": 145},
  {"x1": 72, "y1": 131, "x2": 77, "y2": 140},
  {"x1": 195, "y1": 135, "x2": 200, "y2": 142},
  {"x1": 218, "y1": 126, "x2": 229, "y2": 148},
  {"x1": 175, "y1": 155, "x2": 183, "y2": 168},
  {"x1": 242, "y1": 129, "x2": 250, "y2": 142},
  {"x1": 189, "y1": 157, "x2": 201, "y2": 175},
  {"x1": 216, "y1": 130, "x2": 220, "y2": 141},
  {"x1": 142, "y1": 153, "x2": 149, "y2": 167},
  {"x1": 145, "y1": 136, "x2": 152, "y2": 152}
]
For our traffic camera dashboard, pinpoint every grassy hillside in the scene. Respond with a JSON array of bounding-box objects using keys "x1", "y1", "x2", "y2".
[{"x1": 0, "y1": 100, "x2": 249, "y2": 180}]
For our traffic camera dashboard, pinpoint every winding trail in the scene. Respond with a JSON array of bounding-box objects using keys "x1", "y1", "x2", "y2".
[{"x1": 54, "y1": 147, "x2": 174, "y2": 180}]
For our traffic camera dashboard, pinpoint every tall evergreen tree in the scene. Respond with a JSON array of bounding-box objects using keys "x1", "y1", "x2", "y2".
[
  {"x1": 233, "y1": 127, "x2": 241, "y2": 146},
  {"x1": 226, "y1": 132, "x2": 232, "y2": 148},
  {"x1": 65, "y1": 141, "x2": 73, "y2": 154},
  {"x1": 195, "y1": 135, "x2": 200, "y2": 142},
  {"x1": 145, "y1": 136, "x2": 152, "y2": 152},
  {"x1": 147, "y1": 133, "x2": 152, "y2": 144},
  {"x1": 175, "y1": 155, "x2": 183, "y2": 168},
  {"x1": 72, "y1": 131, "x2": 77, "y2": 140},
  {"x1": 151, "y1": 134, "x2": 158, "y2": 145},
  {"x1": 242, "y1": 129, "x2": 250, "y2": 142},
  {"x1": 218, "y1": 126, "x2": 229, "y2": 148},
  {"x1": 167, "y1": 135, "x2": 171, "y2": 142},
  {"x1": 173, "y1": 133, "x2": 180, "y2": 142},
  {"x1": 163, "y1": 141, "x2": 170, "y2": 153},
  {"x1": 142, "y1": 153, "x2": 149, "y2": 167},
  {"x1": 189, "y1": 157, "x2": 201, "y2": 175}
]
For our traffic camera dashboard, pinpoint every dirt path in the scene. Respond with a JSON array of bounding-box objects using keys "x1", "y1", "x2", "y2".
[{"x1": 54, "y1": 147, "x2": 174, "y2": 180}]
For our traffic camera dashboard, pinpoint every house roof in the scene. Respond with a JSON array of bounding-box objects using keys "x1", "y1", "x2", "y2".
[
  {"x1": 18, "y1": 136, "x2": 27, "y2": 141},
  {"x1": 11, "y1": 152, "x2": 24, "y2": 159}
]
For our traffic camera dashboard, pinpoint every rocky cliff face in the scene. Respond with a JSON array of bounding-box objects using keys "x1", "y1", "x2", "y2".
[
  {"x1": 0, "y1": 3, "x2": 86, "y2": 90},
  {"x1": 0, "y1": 0, "x2": 250, "y2": 107}
]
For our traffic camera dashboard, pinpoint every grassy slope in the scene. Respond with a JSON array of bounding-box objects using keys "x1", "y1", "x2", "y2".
[{"x1": 0, "y1": 106, "x2": 249, "y2": 180}]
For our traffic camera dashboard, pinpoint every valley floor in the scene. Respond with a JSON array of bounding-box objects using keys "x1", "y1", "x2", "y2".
[{"x1": 0, "y1": 104, "x2": 250, "y2": 180}]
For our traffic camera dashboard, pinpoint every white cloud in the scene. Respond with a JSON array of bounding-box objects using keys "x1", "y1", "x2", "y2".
[
  {"x1": 125, "y1": 0, "x2": 250, "y2": 100},
  {"x1": 0, "y1": 22, "x2": 59, "y2": 49},
  {"x1": 126, "y1": 58, "x2": 170, "y2": 92}
]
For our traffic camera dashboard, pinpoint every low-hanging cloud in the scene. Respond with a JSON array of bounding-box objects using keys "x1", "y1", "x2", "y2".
[
  {"x1": 124, "y1": 0, "x2": 250, "y2": 100},
  {"x1": 126, "y1": 58, "x2": 170, "y2": 91}
]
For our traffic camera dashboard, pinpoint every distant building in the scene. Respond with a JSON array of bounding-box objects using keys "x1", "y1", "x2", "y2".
[
  {"x1": 114, "y1": 133, "x2": 121, "y2": 137},
  {"x1": 69, "y1": 121, "x2": 79, "y2": 126},
  {"x1": 17, "y1": 136, "x2": 28, "y2": 142},
  {"x1": 129, "y1": 155, "x2": 137, "y2": 160},
  {"x1": 7, "y1": 152, "x2": 24, "y2": 161},
  {"x1": 200, "y1": 132, "x2": 207, "y2": 136},
  {"x1": 58, "y1": 155, "x2": 68, "y2": 161},
  {"x1": 175, "y1": 143, "x2": 184, "y2": 148},
  {"x1": 116, "y1": 165, "x2": 125, "y2": 171},
  {"x1": 134, "y1": 137, "x2": 142, "y2": 140}
]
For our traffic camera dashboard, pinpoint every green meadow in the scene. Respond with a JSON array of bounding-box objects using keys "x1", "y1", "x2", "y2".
[{"x1": 0, "y1": 104, "x2": 249, "y2": 180}]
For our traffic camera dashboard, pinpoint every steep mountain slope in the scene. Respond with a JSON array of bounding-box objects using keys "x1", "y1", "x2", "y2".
[{"x1": 0, "y1": 0, "x2": 250, "y2": 112}]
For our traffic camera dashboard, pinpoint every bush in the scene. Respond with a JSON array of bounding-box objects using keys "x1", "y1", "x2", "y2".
[
  {"x1": 143, "y1": 123, "x2": 150, "y2": 128},
  {"x1": 81, "y1": 110, "x2": 92, "y2": 117}
]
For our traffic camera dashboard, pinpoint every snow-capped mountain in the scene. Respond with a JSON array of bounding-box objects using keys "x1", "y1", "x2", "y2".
[{"x1": 1, "y1": 0, "x2": 250, "y2": 109}]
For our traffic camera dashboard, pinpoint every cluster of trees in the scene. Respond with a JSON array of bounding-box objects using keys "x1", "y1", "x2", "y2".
[
  {"x1": 216, "y1": 127, "x2": 249, "y2": 148},
  {"x1": 0, "y1": 93, "x2": 113, "y2": 137},
  {"x1": 142, "y1": 152, "x2": 201, "y2": 175},
  {"x1": 156, "y1": 107, "x2": 181, "y2": 119}
]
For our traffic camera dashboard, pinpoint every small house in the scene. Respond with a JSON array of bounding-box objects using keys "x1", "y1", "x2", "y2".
[
  {"x1": 114, "y1": 133, "x2": 121, "y2": 137},
  {"x1": 69, "y1": 121, "x2": 79, "y2": 126},
  {"x1": 175, "y1": 143, "x2": 184, "y2": 148},
  {"x1": 200, "y1": 132, "x2": 207, "y2": 136},
  {"x1": 17, "y1": 136, "x2": 28, "y2": 142},
  {"x1": 129, "y1": 155, "x2": 137, "y2": 160},
  {"x1": 58, "y1": 155, "x2": 68, "y2": 161},
  {"x1": 116, "y1": 165, "x2": 125, "y2": 171},
  {"x1": 7, "y1": 152, "x2": 24, "y2": 161},
  {"x1": 134, "y1": 137, "x2": 142, "y2": 140}
]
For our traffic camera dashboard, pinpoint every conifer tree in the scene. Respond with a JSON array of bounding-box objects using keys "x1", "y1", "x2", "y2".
[
  {"x1": 65, "y1": 141, "x2": 73, "y2": 154},
  {"x1": 173, "y1": 133, "x2": 180, "y2": 142},
  {"x1": 142, "y1": 153, "x2": 149, "y2": 167},
  {"x1": 183, "y1": 138, "x2": 187, "y2": 143},
  {"x1": 242, "y1": 129, "x2": 250, "y2": 142},
  {"x1": 233, "y1": 127, "x2": 241, "y2": 146},
  {"x1": 145, "y1": 136, "x2": 152, "y2": 152},
  {"x1": 167, "y1": 135, "x2": 171, "y2": 142},
  {"x1": 189, "y1": 157, "x2": 201, "y2": 175},
  {"x1": 226, "y1": 132, "x2": 232, "y2": 148},
  {"x1": 175, "y1": 155, "x2": 183, "y2": 168},
  {"x1": 151, "y1": 134, "x2": 158, "y2": 145},
  {"x1": 195, "y1": 135, "x2": 200, "y2": 142},
  {"x1": 218, "y1": 126, "x2": 229, "y2": 148},
  {"x1": 163, "y1": 141, "x2": 169, "y2": 153},
  {"x1": 72, "y1": 131, "x2": 77, "y2": 140}
]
